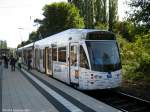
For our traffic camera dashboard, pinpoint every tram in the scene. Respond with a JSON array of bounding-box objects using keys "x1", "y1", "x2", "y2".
[{"x1": 18, "y1": 29, "x2": 122, "y2": 90}]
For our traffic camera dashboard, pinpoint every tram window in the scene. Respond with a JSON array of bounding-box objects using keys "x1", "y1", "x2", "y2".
[
  {"x1": 52, "y1": 48, "x2": 57, "y2": 61},
  {"x1": 80, "y1": 46, "x2": 89, "y2": 69},
  {"x1": 29, "y1": 50, "x2": 32, "y2": 58},
  {"x1": 70, "y1": 46, "x2": 77, "y2": 66},
  {"x1": 58, "y1": 47, "x2": 66, "y2": 62},
  {"x1": 40, "y1": 49, "x2": 42, "y2": 59},
  {"x1": 35, "y1": 49, "x2": 38, "y2": 65},
  {"x1": 48, "y1": 48, "x2": 52, "y2": 69},
  {"x1": 87, "y1": 32, "x2": 115, "y2": 40},
  {"x1": 43, "y1": 49, "x2": 45, "y2": 68}
]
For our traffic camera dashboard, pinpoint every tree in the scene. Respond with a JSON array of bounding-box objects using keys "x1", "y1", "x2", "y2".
[
  {"x1": 95, "y1": 0, "x2": 107, "y2": 24},
  {"x1": 129, "y1": 0, "x2": 150, "y2": 30},
  {"x1": 70, "y1": 0, "x2": 103, "y2": 28},
  {"x1": 0, "y1": 40, "x2": 7, "y2": 49},
  {"x1": 113, "y1": 21, "x2": 136, "y2": 41},
  {"x1": 29, "y1": 31, "x2": 38, "y2": 42},
  {"x1": 70, "y1": 0, "x2": 84, "y2": 17},
  {"x1": 35, "y1": 2, "x2": 84, "y2": 37},
  {"x1": 108, "y1": 0, "x2": 118, "y2": 31},
  {"x1": 83, "y1": 0, "x2": 95, "y2": 28},
  {"x1": 69, "y1": 0, "x2": 118, "y2": 30}
]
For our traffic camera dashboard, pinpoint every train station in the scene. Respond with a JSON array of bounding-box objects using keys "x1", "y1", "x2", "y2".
[{"x1": 0, "y1": 0, "x2": 150, "y2": 112}]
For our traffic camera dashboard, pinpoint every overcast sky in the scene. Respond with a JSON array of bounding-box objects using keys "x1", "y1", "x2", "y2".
[{"x1": 0, "y1": 0, "x2": 129, "y2": 48}]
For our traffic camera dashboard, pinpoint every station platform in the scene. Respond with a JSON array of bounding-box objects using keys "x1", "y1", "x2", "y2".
[{"x1": 0, "y1": 65, "x2": 121, "y2": 112}]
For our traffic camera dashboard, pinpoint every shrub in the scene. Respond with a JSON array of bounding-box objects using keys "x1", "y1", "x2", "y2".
[{"x1": 117, "y1": 34, "x2": 150, "y2": 81}]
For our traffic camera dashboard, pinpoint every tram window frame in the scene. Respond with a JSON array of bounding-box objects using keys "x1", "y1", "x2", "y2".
[
  {"x1": 35, "y1": 49, "x2": 38, "y2": 67},
  {"x1": 58, "y1": 47, "x2": 66, "y2": 62},
  {"x1": 70, "y1": 45, "x2": 77, "y2": 66},
  {"x1": 80, "y1": 46, "x2": 89, "y2": 69},
  {"x1": 52, "y1": 47, "x2": 57, "y2": 61}
]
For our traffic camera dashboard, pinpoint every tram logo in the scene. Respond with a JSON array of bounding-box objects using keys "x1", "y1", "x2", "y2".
[{"x1": 107, "y1": 72, "x2": 112, "y2": 78}]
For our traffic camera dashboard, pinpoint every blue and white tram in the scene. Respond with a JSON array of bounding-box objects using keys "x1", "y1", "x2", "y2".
[{"x1": 18, "y1": 29, "x2": 122, "y2": 90}]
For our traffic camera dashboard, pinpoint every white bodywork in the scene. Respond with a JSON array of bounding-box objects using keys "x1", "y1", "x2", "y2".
[
  {"x1": 18, "y1": 29, "x2": 122, "y2": 90},
  {"x1": 18, "y1": 43, "x2": 34, "y2": 67}
]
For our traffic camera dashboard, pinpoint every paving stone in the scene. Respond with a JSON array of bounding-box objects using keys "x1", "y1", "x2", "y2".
[{"x1": 2, "y1": 66, "x2": 58, "y2": 112}]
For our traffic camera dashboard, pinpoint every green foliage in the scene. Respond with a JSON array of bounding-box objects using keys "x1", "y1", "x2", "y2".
[
  {"x1": 114, "y1": 21, "x2": 136, "y2": 41},
  {"x1": 0, "y1": 40, "x2": 7, "y2": 49},
  {"x1": 108, "y1": 0, "x2": 118, "y2": 31},
  {"x1": 82, "y1": 0, "x2": 98, "y2": 28},
  {"x1": 129, "y1": 0, "x2": 150, "y2": 31},
  {"x1": 17, "y1": 40, "x2": 32, "y2": 48},
  {"x1": 117, "y1": 34, "x2": 150, "y2": 81},
  {"x1": 95, "y1": 22, "x2": 108, "y2": 30},
  {"x1": 70, "y1": 0, "x2": 118, "y2": 30},
  {"x1": 71, "y1": 0, "x2": 84, "y2": 17},
  {"x1": 134, "y1": 25, "x2": 149, "y2": 36},
  {"x1": 83, "y1": 0, "x2": 95, "y2": 28},
  {"x1": 29, "y1": 31, "x2": 39, "y2": 42},
  {"x1": 36, "y1": 2, "x2": 84, "y2": 37},
  {"x1": 135, "y1": 34, "x2": 150, "y2": 76},
  {"x1": 117, "y1": 36, "x2": 139, "y2": 80},
  {"x1": 95, "y1": 0, "x2": 107, "y2": 24}
]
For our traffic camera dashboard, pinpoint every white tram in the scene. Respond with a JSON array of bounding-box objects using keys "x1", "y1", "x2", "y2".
[{"x1": 18, "y1": 29, "x2": 122, "y2": 90}]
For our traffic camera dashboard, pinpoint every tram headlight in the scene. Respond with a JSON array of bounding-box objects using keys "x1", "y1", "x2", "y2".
[
  {"x1": 91, "y1": 74, "x2": 94, "y2": 79},
  {"x1": 90, "y1": 73, "x2": 103, "y2": 79}
]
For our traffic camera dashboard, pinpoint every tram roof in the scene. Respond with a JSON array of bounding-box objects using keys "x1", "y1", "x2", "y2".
[
  {"x1": 18, "y1": 42, "x2": 34, "y2": 50},
  {"x1": 34, "y1": 29, "x2": 113, "y2": 47},
  {"x1": 18, "y1": 29, "x2": 115, "y2": 49}
]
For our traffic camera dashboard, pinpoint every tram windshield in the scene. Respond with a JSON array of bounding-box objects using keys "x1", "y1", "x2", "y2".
[{"x1": 86, "y1": 41, "x2": 121, "y2": 72}]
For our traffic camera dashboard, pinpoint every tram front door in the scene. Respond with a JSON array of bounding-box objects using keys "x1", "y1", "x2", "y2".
[
  {"x1": 69, "y1": 43, "x2": 79, "y2": 85},
  {"x1": 45, "y1": 47, "x2": 52, "y2": 76}
]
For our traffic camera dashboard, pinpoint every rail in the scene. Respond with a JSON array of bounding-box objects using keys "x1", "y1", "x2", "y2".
[{"x1": 83, "y1": 90, "x2": 150, "y2": 112}]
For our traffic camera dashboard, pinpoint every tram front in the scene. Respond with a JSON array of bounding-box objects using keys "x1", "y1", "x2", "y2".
[{"x1": 80, "y1": 31, "x2": 122, "y2": 90}]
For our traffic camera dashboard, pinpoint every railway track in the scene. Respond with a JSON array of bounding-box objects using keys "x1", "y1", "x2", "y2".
[{"x1": 83, "y1": 90, "x2": 150, "y2": 112}]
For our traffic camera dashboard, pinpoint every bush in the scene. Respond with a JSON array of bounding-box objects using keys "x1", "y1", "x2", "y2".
[
  {"x1": 135, "y1": 34, "x2": 150, "y2": 76},
  {"x1": 114, "y1": 21, "x2": 136, "y2": 42},
  {"x1": 95, "y1": 22, "x2": 108, "y2": 30},
  {"x1": 117, "y1": 34, "x2": 150, "y2": 81}
]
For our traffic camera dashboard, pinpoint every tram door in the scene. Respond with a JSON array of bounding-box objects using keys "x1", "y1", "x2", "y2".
[
  {"x1": 34, "y1": 49, "x2": 38, "y2": 69},
  {"x1": 45, "y1": 47, "x2": 52, "y2": 76},
  {"x1": 69, "y1": 43, "x2": 79, "y2": 85}
]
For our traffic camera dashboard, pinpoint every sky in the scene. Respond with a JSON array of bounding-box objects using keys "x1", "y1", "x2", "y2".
[{"x1": 0, "y1": 0, "x2": 129, "y2": 48}]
